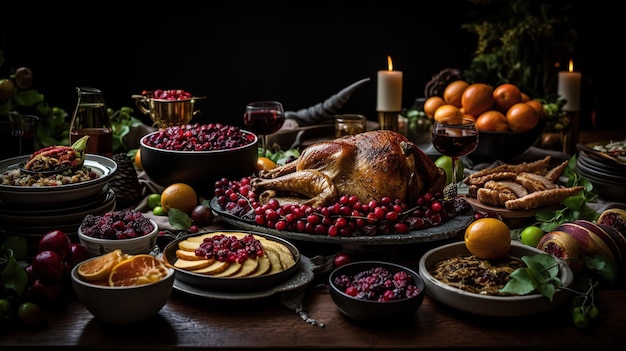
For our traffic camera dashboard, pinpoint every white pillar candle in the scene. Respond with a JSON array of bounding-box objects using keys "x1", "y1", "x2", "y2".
[
  {"x1": 376, "y1": 56, "x2": 403, "y2": 112},
  {"x1": 557, "y1": 59, "x2": 581, "y2": 112}
]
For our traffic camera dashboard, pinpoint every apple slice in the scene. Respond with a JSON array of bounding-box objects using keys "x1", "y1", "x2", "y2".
[
  {"x1": 192, "y1": 260, "x2": 229, "y2": 274},
  {"x1": 231, "y1": 258, "x2": 260, "y2": 277},
  {"x1": 213, "y1": 261, "x2": 242, "y2": 277},
  {"x1": 249, "y1": 255, "x2": 271, "y2": 277},
  {"x1": 174, "y1": 257, "x2": 211, "y2": 270}
]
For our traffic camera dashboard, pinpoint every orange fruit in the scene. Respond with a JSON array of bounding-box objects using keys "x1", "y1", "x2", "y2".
[
  {"x1": 525, "y1": 99, "x2": 547, "y2": 121},
  {"x1": 443, "y1": 80, "x2": 469, "y2": 108},
  {"x1": 77, "y1": 249, "x2": 125, "y2": 282},
  {"x1": 521, "y1": 92, "x2": 530, "y2": 102},
  {"x1": 423, "y1": 96, "x2": 446, "y2": 119},
  {"x1": 506, "y1": 102, "x2": 539, "y2": 132},
  {"x1": 492, "y1": 83, "x2": 523, "y2": 114},
  {"x1": 434, "y1": 104, "x2": 463, "y2": 123},
  {"x1": 109, "y1": 254, "x2": 170, "y2": 287},
  {"x1": 461, "y1": 83, "x2": 494, "y2": 117},
  {"x1": 160, "y1": 183, "x2": 198, "y2": 214},
  {"x1": 134, "y1": 149, "x2": 143, "y2": 171},
  {"x1": 476, "y1": 110, "x2": 509, "y2": 132},
  {"x1": 465, "y1": 218, "x2": 511, "y2": 260},
  {"x1": 256, "y1": 157, "x2": 276, "y2": 172}
]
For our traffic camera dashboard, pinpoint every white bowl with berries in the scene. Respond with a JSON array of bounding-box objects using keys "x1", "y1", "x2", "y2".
[{"x1": 78, "y1": 210, "x2": 159, "y2": 257}]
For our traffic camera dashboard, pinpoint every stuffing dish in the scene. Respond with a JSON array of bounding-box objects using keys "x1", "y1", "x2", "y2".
[
  {"x1": 429, "y1": 254, "x2": 525, "y2": 295},
  {"x1": 0, "y1": 166, "x2": 98, "y2": 187}
]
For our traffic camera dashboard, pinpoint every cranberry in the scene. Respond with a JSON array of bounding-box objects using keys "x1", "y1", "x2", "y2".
[{"x1": 333, "y1": 253, "x2": 353, "y2": 268}]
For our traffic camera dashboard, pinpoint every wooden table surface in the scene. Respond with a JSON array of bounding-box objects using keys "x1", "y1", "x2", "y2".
[
  {"x1": 2, "y1": 218, "x2": 626, "y2": 351},
  {"x1": 1, "y1": 283, "x2": 625, "y2": 350}
]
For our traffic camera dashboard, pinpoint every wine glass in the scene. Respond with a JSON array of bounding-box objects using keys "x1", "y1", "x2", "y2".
[
  {"x1": 431, "y1": 116, "x2": 479, "y2": 199},
  {"x1": 243, "y1": 101, "x2": 285, "y2": 157}
]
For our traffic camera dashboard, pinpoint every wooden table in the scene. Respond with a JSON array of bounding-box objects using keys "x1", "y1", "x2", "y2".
[
  {"x1": 1, "y1": 284, "x2": 625, "y2": 350},
  {"x1": 2, "y1": 221, "x2": 625, "y2": 351}
]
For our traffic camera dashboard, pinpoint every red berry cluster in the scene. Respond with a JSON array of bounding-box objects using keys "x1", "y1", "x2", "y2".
[
  {"x1": 143, "y1": 123, "x2": 256, "y2": 151},
  {"x1": 333, "y1": 266, "x2": 420, "y2": 301},
  {"x1": 194, "y1": 234, "x2": 264, "y2": 264},
  {"x1": 80, "y1": 210, "x2": 154, "y2": 240},
  {"x1": 214, "y1": 177, "x2": 470, "y2": 236},
  {"x1": 150, "y1": 89, "x2": 192, "y2": 100}
]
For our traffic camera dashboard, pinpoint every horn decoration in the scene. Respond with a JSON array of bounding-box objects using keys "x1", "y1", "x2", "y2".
[{"x1": 285, "y1": 78, "x2": 370, "y2": 126}]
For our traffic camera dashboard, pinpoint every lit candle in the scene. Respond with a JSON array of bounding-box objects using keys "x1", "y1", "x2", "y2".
[
  {"x1": 376, "y1": 56, "x2": 403, "y2": 111},
  {"x1": 557, "y1": 59, "x2": 581, "y2": 111}
]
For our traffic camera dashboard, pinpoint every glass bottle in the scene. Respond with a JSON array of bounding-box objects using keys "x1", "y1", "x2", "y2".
[{"x1": 69, "y1": 87, "x2": 113, "y2": 157}]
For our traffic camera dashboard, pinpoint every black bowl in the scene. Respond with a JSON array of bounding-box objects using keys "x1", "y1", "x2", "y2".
[
  {"x1": 468, "y1": 122, "x2": 544, "y2": 164},
  {"x1": 162, "y1": 230, "x2": 301, "y2": 292},
  {"x1": 328, "y1": 261, "x2": 425, "y2": 321},
  {"x1": 139, "y1": 128, "x2": 258, "y2": 196}
]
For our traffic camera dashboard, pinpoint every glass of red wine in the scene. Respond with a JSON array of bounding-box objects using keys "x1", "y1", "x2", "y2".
[
  {"x1": 431, "y1": 116, "x2": 479, "y2": 198},
  {"x1": 243, "y1": 101, "x2": 285, "y2": 158}
]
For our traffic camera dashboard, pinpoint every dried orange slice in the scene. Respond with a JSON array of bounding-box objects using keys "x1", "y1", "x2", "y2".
[
  {"x1": 109, "y1": 254, "x2": 170, "y2": 287},
  {"x1": 77, "y1": 249, "x2": 125, "y2": 282}
]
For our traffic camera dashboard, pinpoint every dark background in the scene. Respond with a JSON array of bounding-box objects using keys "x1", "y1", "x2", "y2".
[{"x1": 0, "y1": 1, "x2": 619, "y2": 131}]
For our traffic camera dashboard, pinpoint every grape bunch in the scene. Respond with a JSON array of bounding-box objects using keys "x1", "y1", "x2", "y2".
[{"x1": 214, "y1": 176, "x2": 470, "y2": 236}]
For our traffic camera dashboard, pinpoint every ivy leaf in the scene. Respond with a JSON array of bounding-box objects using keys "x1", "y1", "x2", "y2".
[
  {"x1": 0, "y1": 249, "x2": 29, "y2": 296},
  {"x1": 585, "y1": 255, "x2": 617, "y2": 285},
  {"x1": 500, "y1": 254, "x2": 562, "y2": 301}
]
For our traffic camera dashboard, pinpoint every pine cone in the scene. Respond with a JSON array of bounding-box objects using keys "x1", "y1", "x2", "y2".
[{"x1": 110, "y1": 153, "x2": 142, "y2": 209}]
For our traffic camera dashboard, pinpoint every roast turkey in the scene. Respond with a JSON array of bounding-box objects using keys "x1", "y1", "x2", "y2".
[{"x1": 251, "y1": 130, "x2": 446, "y2": 207}]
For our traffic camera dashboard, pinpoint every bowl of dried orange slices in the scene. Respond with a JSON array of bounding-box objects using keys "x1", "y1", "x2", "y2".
[{"x1": 71, "y1": 249, "x2": 174, "y2": 324}]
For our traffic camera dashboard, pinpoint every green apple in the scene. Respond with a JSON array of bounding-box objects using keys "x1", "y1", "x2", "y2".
[{"x1": 434, "y1": 155, "x2": 464, "y2": 186}]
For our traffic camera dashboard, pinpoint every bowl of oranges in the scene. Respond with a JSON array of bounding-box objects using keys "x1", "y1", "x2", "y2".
[
  {"x1": 71, "y1": 249, "x2": 175, "y2": 324},
  {"x1": 426, "y1": 81, "x2": 546, "y2": 164}
]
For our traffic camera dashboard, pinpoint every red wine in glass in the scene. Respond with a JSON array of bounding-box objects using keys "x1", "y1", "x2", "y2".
[
  {"x1": 431, "y1": 117, "x2": 478, "y2": 198},
  {"x1": 243, "y1": 101, "x2": 285, "y2": 157},
  {"x1": 432, "y1": 129, "x2": 479, "y2": 157}
]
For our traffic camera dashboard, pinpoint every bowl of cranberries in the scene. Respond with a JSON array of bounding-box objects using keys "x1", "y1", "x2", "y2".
[
  {"x1": 78, "y1": 210, "x2": 159, "y2": 256},
  {"x1": 139, "y1": 123, "x2": 258, "y2": 196},
  {"x1": 328, "y1": 261, "x2": 425, "y2": 322}
]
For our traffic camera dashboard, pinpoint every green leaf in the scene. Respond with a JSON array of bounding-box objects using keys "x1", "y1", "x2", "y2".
[
  {"x1": 0, "y1": 249, "x2": 29, "y2": 296},
  {"x1": 168, "y1": 208, "x2": 192, "y2": 230},
  {"x1": 500, "y1": 268, "x2": 535, "y2": 295},
  {"x1": 500, "y1": 254, "x2": 561, "y2": 301}
]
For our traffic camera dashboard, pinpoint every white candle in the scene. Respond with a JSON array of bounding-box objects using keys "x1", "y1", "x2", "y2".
[
  {"x1": 557, "y1": 59, "x2": 581, "y2": 111},
  {"x1": 376, "y1": 56, "x2": 403, "y2": 111}
]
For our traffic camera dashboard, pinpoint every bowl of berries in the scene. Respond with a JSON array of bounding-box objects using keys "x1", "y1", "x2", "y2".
[
  {"x1": 328, "y1": 260, "x2": 425, "y2": 322},
  {"x1": 78, "y1": 210, "x2": 159, "y2": 257},
  {"x1": 139, "y1": 123, "x2": 258, "y2": 196}
]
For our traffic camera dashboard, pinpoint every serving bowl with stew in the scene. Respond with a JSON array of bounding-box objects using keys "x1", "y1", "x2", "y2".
[{"x1": 418, "y1": 241, "x2": 573, "y2": 317}]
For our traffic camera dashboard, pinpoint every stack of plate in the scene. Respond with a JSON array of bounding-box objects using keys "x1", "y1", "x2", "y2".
[
  {"x1": 576, "y1": 149, "x2": 626, "y2": 200},
  {"x1": 0, "y1": 154, "x2": 118, "y2": 249}
]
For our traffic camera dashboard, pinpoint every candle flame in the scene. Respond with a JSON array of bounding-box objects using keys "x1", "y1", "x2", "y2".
[
  {"x1": 568, "y1": 59, "x2": 574, "y2": 72},
  {"x1": 387, "y1": 55, "x2": 393, "y2": 71}
]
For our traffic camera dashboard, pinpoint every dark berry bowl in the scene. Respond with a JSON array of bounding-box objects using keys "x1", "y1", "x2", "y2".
[
  {"x1": 139, "y1": 123, "x2": 258, "y2": 197},
  {"x1": 161, "y1": 230, "x2": 301, "y2": 292},
  {"x1": 78, "y1": 216, "x2": 159, "y2": 257},
  {"x1": 328, "y1": 261, "x2": 425, "y2": 322}
]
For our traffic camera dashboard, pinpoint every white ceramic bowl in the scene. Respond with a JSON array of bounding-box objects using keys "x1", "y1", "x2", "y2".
[
  {"x1": 418, "y1": 241, "x2": 573, "y2": 317},
  {"x1": 78, "y1": 219, "x2": 159, "y2": 257},
  {"x1": 70, "y1": 257, "x2": 174, "y2": 324}
]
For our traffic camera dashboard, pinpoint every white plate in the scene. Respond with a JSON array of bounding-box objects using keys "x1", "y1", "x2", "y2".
[
  {"x1": 172, "y1": 256, "x2": 314, "y2": 300},
  {"x1": 418, "y1": 241, "x2": 573, "y2": 317},
  {"x1": 0, "y1": 154, "x2": 117, "y2": 205}
]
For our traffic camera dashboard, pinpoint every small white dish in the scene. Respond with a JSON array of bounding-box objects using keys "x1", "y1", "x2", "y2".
[
  {"x1": 418, "y1": 241, "x2": 573, "y2": 317},
  {"x1": 79, "y1": 219, "x2": 158, "y2": 257}
]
